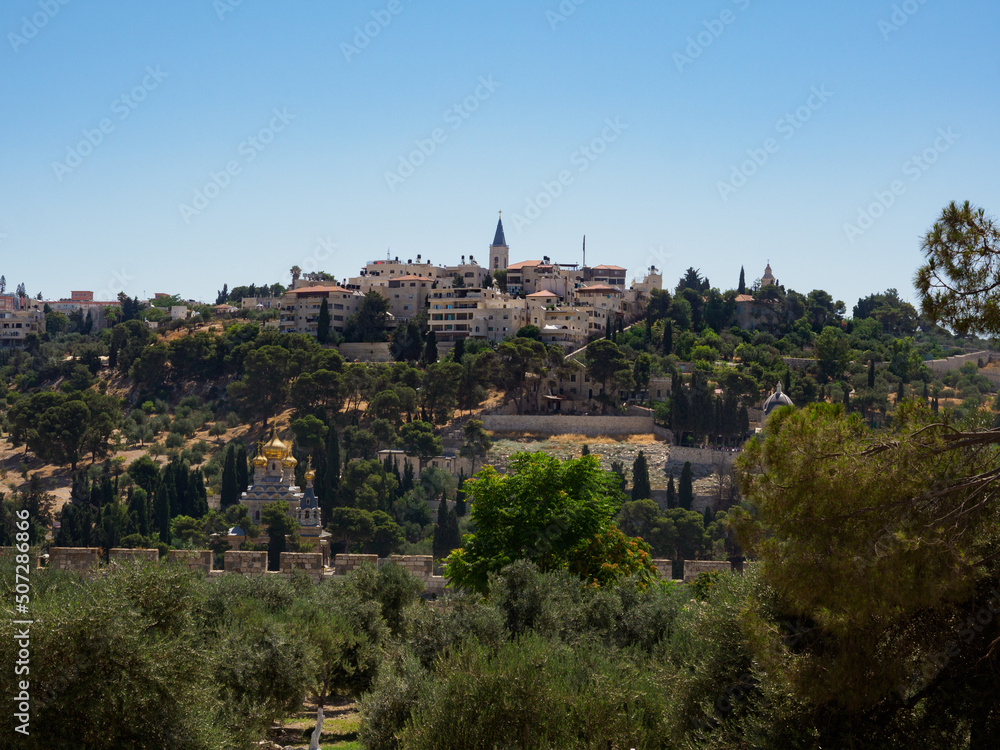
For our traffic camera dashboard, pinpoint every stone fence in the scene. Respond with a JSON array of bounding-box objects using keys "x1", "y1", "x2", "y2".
[
  {"x1": 483, "y1": 414, "x2": 655, "y2": 437},
  {"x1": 926, "y1": 350, "x2": 993, "y2": 374},
  {"x1": 36, "y1": 548, "x2": 732, "y2": 589}
]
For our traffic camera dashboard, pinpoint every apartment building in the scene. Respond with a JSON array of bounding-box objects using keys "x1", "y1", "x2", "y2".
[{"x1": 279, "y1": 285, "x2": 362, "y2": 337}]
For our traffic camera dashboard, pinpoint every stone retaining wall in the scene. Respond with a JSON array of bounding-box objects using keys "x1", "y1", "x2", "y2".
[
  {"x1": 334, "y1": 553, "x2": 378, "y2": 576},
  {"x1": 483, "y1": 415, "x2": 655, "y2": 436},
  {"x1": 109, "y1": 548, "x2": 159, "y2": 564},
  {"x1": 388, "y1": 555, "x2": 433, "y2": 578},
  {"x1": 683, "y1": 560, "x2": 733, "y2": 581},
  {"x1": 224, "y1": 550, "x2": 268, "y2": 575},
  {"x1": 926, "y1": 350, "x2": 993, "y2": 374},
  {"x1": 338, "y1": 343, "x2": 393, "y2": 362},
  {"x1": 167, "y1": 550, "x2": 213, "y2": 574},
  {"x1": 280, "y1": 552, "x2": 324, "y2": 582},
  {"x1": 49, "y1": 547, "x2": 100, "y2": 573}
]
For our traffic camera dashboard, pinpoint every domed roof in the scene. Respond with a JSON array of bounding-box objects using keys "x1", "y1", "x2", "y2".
[
  {"x1": 262, "y1": 426, "x2": 287, "y2": 460},
  {"x1": 281, "y1": 440, "x2": 298, "y2": 468},
  {"x1": 227, "y1": 526, "x2": 246, "y2": 537},
  {"x1": 763, "y1": 382, "x2": 794, "y2": 415},
  {"x1": 252, "y1": 440, "x2": 267, "y2": 467}
]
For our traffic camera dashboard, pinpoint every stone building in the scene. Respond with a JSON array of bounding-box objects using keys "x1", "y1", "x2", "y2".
[{"x1": 240, "y1": 429, "x2": 327, "y2": 554}]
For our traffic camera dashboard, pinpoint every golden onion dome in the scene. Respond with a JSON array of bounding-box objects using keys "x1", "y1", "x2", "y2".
[
  {"x1": 304, "y1": 456, "x2": 315, "y2": 482},
  {"x1": 282, "y1": 440, "x2": 298, "y2": 468},
  {"x1": 251, "y1": 440, "x2": 267, "y2": 467},
  {"x1": 262, "y1": 426, "x2": 287, "y2": 460}
]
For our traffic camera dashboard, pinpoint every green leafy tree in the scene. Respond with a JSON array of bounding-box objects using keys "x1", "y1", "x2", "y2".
[
  {"x1": 445, "y1": 453, "x2": 654, "y2": 593},
  {"x1": 459, "y1": 419, "x2": 492, "y2": 475},
  {"x1": 261, "y1": 501, "x2": 299, "y2": 571},
  {"x1": 585, "y1": 339, "x2": 628, "y2": 414},
  {"x1": 344, "y1": 290, "x2": 390, "y2": 343},
  {"x1": 914, "y1": 200, "x2": 1000, "y2": 336},
  {"x1": 227, "y1": 345, "x2": 291, "y2": 427},
  {"x1": 399, "y1": 421, "x2": 441, "y2": 471},
  {"x1": 814, "y1": 325, "x2": 851, "y2": 382}
]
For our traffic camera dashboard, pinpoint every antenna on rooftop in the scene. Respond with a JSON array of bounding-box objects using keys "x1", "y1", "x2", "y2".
[{"x1": 582, "y1": 235, "x2": 586, "y2": 268}]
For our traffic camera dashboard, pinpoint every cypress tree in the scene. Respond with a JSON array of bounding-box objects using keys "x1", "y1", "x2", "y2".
[
  {"x1": 453, "y1": 337, "x2": 465, "y2": 363},
  {"x1": 455, "y1": 479, "x2": 467, "y2": 517},
  {"x1": 631, "y1": 451, "x2": 651, "y2": 500},
  {"x1": 666, "y1": 471, "x2": 677, "y2": 509},
  {"x1": 189, "y1": 469, "x2": 208, "y2": 518},
  {"x1": 868, "y1": 359, "x2": 876, "y2": 389},
  {"x1": 433, "y1": 497, "x2": 450, "y2": 558},
  {"x1": 704, "y1": 506, "x2": 715, "y2": 527},
  {"x1": 662, "y1": 322, "x2": 673, "y2": 356},
  {"x1": 896, "y1": 380, "x2": 905, "y2": 403},
  {"x1": 154, "y1": 478, "x2": 170, "y2": 542},
  {"x1": 221, "y1": 445, "x2": 239, "y2": 509},
  {"x1": 423, "y1": 329, "x2": 438, "y2": 364},
  {"x1": 679, "y1": 462, "x2": 694, "y2": 511},
  {"x1": 605, "y1": 315, "x2": 612, "y2": 340},
  {"x1": 327, "y1": 424, "x2": 340, "y2": 488},
  {"x1": 582, "y1": 444, "x2": 590, "y2": 456},
  {"x1": 402, "y1": 461, "x2": 415, "y2": 494},
  {"x1": 236, "y1": 443, "x2": 249, "y2": 492},
  {"x1": 317, "y1": 297, "x2": 331, "y2": 344},
  {"x1": 738, "y1": 266, "x2": 746, "y2": 295},
  {"x1": 129, "y1": 487, "x2": 149, "y2": 536}
]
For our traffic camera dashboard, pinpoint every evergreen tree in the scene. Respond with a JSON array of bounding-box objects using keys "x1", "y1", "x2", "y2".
[
  {"x1": 704, "y1": 506, "x2": 715, "y2": 527},
  {"x1": 154, "y1": 478, "x2": 170, "y2": 541},
  {"x1": 236, "y1": 443, "x2": 249, "y2": 492},
  {"x1": 188, "y1": 469, "x2": 208, "y2": 518},
  {"x1": 455, "y1": 478, "x2": 467, "y2": 517},
  {"x1": 452, "y1": 337, "x2": 465, "y2": 363},
  {"x1": 896, "y1": 380, "x2": 905, "y2": 403},
  {"x1": 679, "y1": 461, "x2": 694, "y2": 511},
  {"x1": 610, "y1": 461, "x2": 627, "y2": 492},
  {"x1": 631, "y1": 450, "x2": 651, "y2": 500},
  {"x1": 220, "y1": 445, "x2": 239, "y2": 509},
  {"x1": 401, "y1": 461, "x2": 415, "y2": 494},
  {"x1": 433, "y1": 497, "x2": 450, "y2": 558},
  {"x1": 128, "y1": 487, "x2": 149, "y2": 536},
  {"x1": 662, "y1": 321, "x2": 673, "y2": 356},
  {"x1": 423, "y1": 329, "x2": 438, "y2": 364},
  {"x1": 738, "y1": 266, "x2": 746, "y2": 295},
  {"x1": 868, "y1": 359, "x2": 876, "y2": 389},
  {"x1": 666, "y1": 471, "x2": 677, "y2": 509},
  {"x1": 317, "y1": 297, "x2": 331, "y2": 344},
  {"x1": 605, "y1": 315, "x2": 612, "y2": 340},
  {"x1": 582, "y1": 444, "x2": 590, "y2": 456}
]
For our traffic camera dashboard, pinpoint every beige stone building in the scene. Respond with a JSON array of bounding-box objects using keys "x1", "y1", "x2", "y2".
[
  {"x1": 279, "y1": 285, "x2": 363, "y2": 337},
  {"x1": 427, "y1": 286, "x2": 527, "y2": 343}
]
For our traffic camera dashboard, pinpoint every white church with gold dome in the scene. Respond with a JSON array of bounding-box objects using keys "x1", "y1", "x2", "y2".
[{"x1": 240, "y1": 427, "x2": 326, "y2": 553}]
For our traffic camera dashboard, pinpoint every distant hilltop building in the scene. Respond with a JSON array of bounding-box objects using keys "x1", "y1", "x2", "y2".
[
  {"x1": 762, "y1": 381, "x2": 794, "y2": 416},
  {"x1": 276, "y1": 214, "x2": 663, "y2": 351},
  {"x1": 760, "y1": 263, "x2": 777, "y2": 288}
]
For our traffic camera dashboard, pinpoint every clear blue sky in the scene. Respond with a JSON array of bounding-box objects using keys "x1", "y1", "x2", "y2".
[{"x1": 2, "y1": 1, "x2": 997, "y2": 310}]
